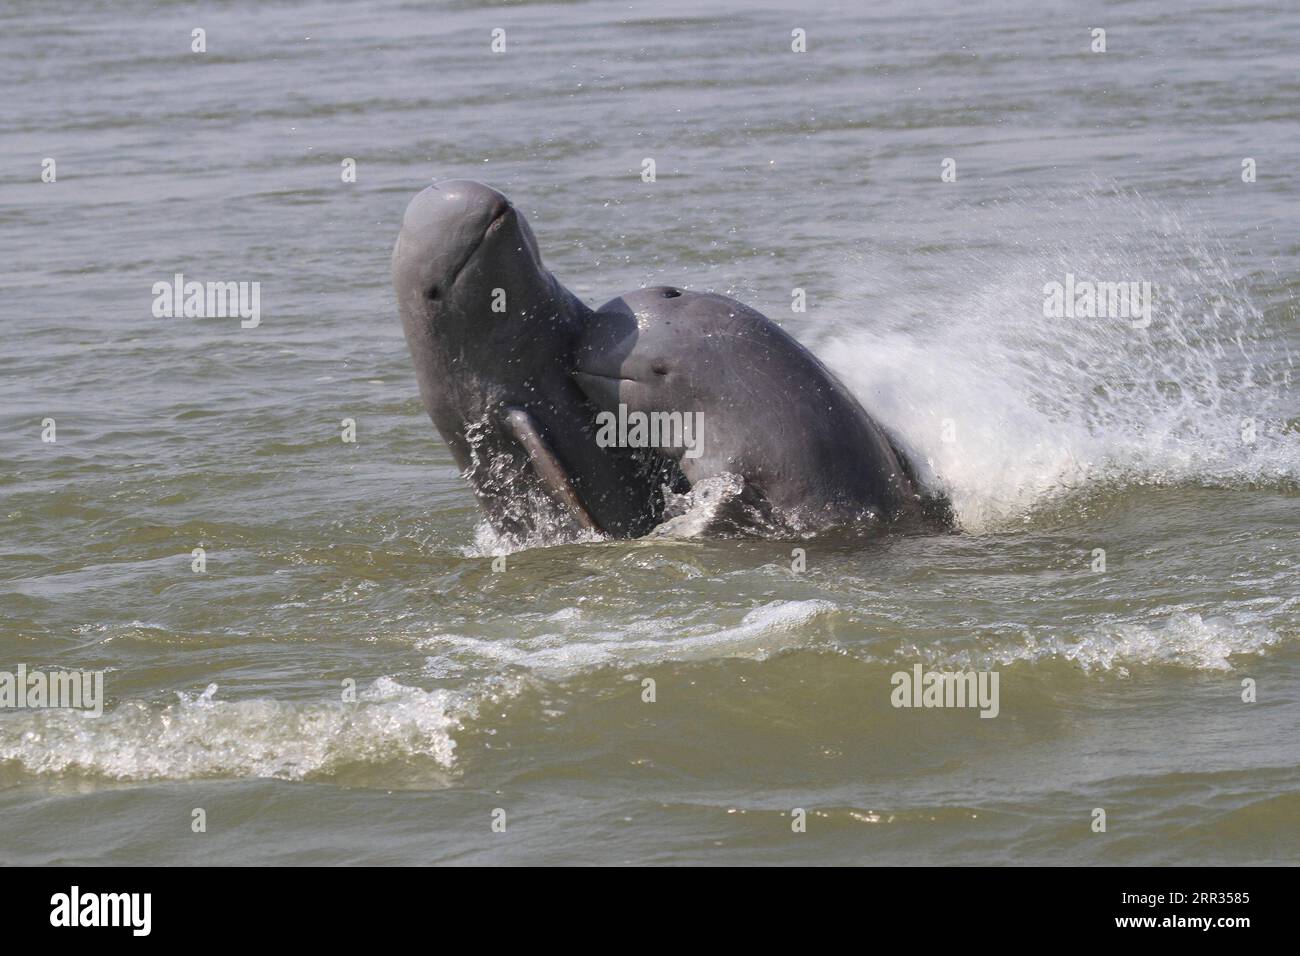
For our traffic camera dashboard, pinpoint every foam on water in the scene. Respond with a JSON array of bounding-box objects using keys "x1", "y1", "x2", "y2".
[
  {"x1": 900, "y1": 610, "x2": 1289, "y2": 674},
  {"x1": 0, "y1": 601, "x2": 839, "y2": 782},
  {"x1": 821, "y1": 190, "x2": 1297, "y2": 531},
  {"x1": 418, "y1": 598, "x2": 837, "y2": 678},
  {"x1": 468, "y1": 517, "x2": 605, "y2": 558},
  {"x1": 0, "y1": 677, "x2": 473, "y2": 782}
]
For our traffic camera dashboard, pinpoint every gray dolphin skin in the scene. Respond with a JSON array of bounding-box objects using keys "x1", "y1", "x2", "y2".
[
  {"x1": 395, "y1": 180, "x2": 946, "y2": 540},
  {"x1": 393, "y1": 180, "x2": 677, "y2": 539},
  {"x1": 573, "y1": 287, "x2": 948, "y2": 535}
]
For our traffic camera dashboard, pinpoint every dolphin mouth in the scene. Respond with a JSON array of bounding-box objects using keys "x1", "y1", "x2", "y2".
[
  {"x1": 572, "y1": 370, "x2": 633, "y2": 419},
  {"x1": 446, "y1": 201, "x2": 514, "y2": 290},
  {"x1": 572, "y1": 370, "x2": 635, "y2": 404},
  {"x1": 572, "y1": 370, "x2": 630, "y2": 385}
]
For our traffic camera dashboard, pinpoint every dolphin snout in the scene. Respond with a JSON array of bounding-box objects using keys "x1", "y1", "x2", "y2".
[
  {"x1": 574, "y1": 318, "x2": 640, "y2": 413},
  {"x1": 402, "y1": 179, "x2": 510, "y2": 244},
  {"x1": 396, "y1": 180, "x2": 515, "y2": 298},
  {"x1": 572, "y1": 369, "x2": 629, "y2": 412}
]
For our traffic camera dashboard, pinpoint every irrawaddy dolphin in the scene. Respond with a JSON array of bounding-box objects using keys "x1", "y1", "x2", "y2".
[
  {"x1": 392, "y1": 180, "x2": 682, "y2": 541},
  {"x1": 573, "y1": 287, "x2": 951, "y2": 535},
  {"x1": 393, "y1": 180, "x2": 949, "y2": 539}
]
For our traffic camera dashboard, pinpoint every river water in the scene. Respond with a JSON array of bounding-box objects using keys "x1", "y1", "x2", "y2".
[{"x1": 1, "y1": 0, "x2": 1297, "y2": 864}]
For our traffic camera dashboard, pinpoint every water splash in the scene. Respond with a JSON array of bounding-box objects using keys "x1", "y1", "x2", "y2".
[
  {"x1": 651, "y1": 473, "x2": 749, "y2": 537},
  {"x1": 822, "y1": 190, "x2": 1297, "y2": 531},
  {"x1": 461, "y1": 414, "x2": 606, "y2": 555},
  {"x1": 0, "y1": 677, "x2": 475, "y2": 782}
]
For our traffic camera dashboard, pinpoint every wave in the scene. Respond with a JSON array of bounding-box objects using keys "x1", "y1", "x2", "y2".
[
  {"x1": 897, "y1": 610, "x2": 1289, "y2": 674},
  {"x1": 0, "y1": 601, "x2": 836, "y2": 783},
  {"x1": 0, "y1": 678, "x2": 475, "y2": 782},
  {"x1": 417, "y1": 598, "x2": 837, "y2": 677}
]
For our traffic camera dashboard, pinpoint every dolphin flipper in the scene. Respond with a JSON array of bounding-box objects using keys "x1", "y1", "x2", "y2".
[{"x1": 501, "y1": 406, "x2": 601, "y2": 533}]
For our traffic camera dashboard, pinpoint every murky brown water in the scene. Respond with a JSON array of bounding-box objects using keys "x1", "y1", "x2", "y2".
[{"x1": 1, "y1": 0, "x2": 1297, "y2": 864}]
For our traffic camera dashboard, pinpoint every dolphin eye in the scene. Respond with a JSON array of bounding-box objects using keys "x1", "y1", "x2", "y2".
[
  {"x1": 652, "y1": 360, "x2": 669, "y2": 376},
  {"x1": 425, "y1": 285, "x2": 440, "y2": 301}
]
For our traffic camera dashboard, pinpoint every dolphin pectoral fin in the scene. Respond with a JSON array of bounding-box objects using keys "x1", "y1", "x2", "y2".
[{"x1": 501, "y1": 406, "x2": 601, "y2": 533}]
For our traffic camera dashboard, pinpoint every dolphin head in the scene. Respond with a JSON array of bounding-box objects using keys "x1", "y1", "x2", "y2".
[
  {"x1": 392, "y1": 180, "x2": 559, "y2": 359},
  {"x1": 573, "y1": 287, "x2": 766, "y2": 461},
  {"x1": 394, "y1": 180, "x2": 580, "y2": 440},
  {"x1": 575, "y1": 287, "x2": 763, "y2": 403}
]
